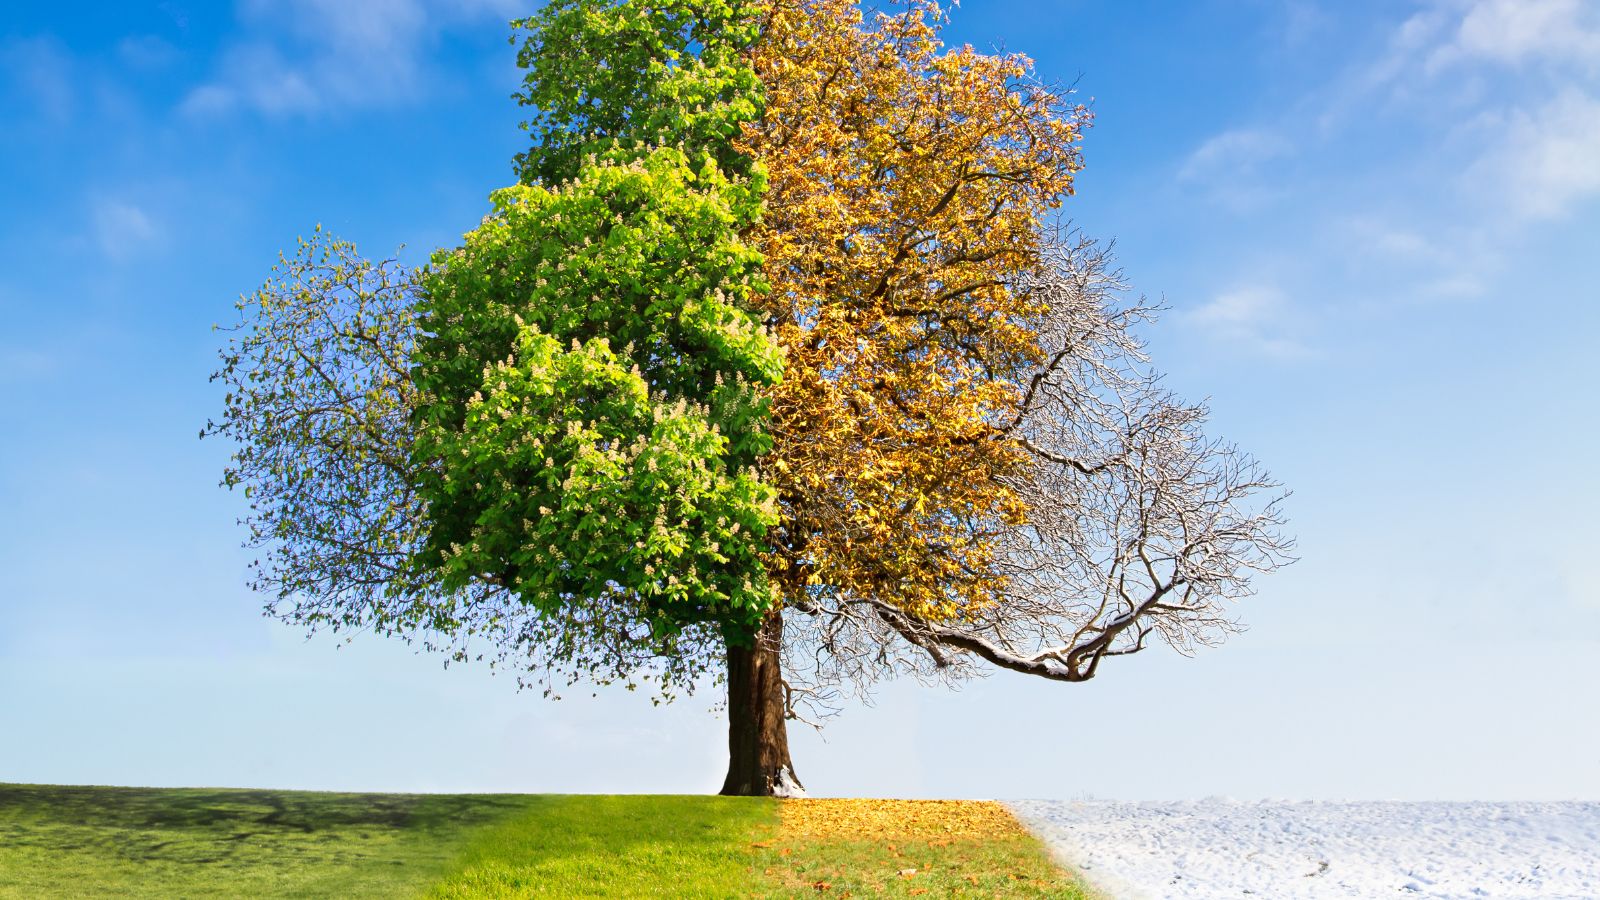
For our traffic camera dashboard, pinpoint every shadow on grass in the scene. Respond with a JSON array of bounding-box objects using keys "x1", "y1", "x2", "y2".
[
  {"x1": 0, "y1": 783, "x2": 537, "y2": 899},
  {"x1": 0, "y1": 786, "x2": 782, "y2": 899}
]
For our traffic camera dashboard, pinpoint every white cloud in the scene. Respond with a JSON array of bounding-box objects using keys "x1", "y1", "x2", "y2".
[
  {"x1": 1177, "y1": 129, "x2": 1296, "y2": 211},
  {"x1": 1372, "y1": 230, "x2": 1434, "y2": 259},
  {"x1": 93, "y1": 200, "x2": 159, "y2": 260},
  {"x1": 1466, "y1": 87, "x2": 1600, "y2": 218},
  {"x1": 1189, "y1": 286, "x2": 1282, "y2": 330},
  {"x1": 181, "y1": 44, "x2": 322, "y2": 116},
  {"x1": 1166, "y1": 0, "x2": 1600, "y2": 333},
  {"x1": 182, "y1": 0, "x2": 525, "y2": 116},
  {"x1": 1180, "y1": 129, "x2": 1293, "y2": 181},
  {"x1": 1335, "y1": 215, "x2": 1494, "y2": 298},
  {"x1": 1186, "y1": 286, "x2": 1313, "y2": 359},
  {"x1": 1434, "y1": 0, "x2": 1600, "y2": 70},
  {"x1": 1356, "y1": 0, "x2": 1600, "y2": 226},
  {"x1": 179, "y1": 84, "x2": 240, "y2": 116}
]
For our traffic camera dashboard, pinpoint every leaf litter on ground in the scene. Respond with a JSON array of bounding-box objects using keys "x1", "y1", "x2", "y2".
[{"x1": 748, "y1": 799, "x2": 1095, "y2": 899}]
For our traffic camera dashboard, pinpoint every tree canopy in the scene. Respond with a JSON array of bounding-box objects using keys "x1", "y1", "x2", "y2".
[
  {"x1": 745, "y1": 0, "x2": 1085, "y2": 619},
  {"x1": 207, "y1": 0, "x2": 1292, "y2": 795}
]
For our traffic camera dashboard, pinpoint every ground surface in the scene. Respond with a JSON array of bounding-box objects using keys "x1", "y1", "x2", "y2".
[
  {"x1": 430, "y1": 793, "x2": 773, "y2": 899},
  {"x1": 0, "y1": 783, "x2": 534, "y2": 899},
  {"x1": 0, "y1": 784, "x2": 1078, "y2": 898},
  {"x1": 752, "y1": 799, "x2": 1094, "y2": 899},
  {"x1": 0, "y1": 785, "x2": 768, "y2": 899},
  {"x1": 1010, "y1": 798, "x2": 1600, "y2": 900}
]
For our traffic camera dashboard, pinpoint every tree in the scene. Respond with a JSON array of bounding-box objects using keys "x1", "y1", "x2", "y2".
[{"x1": 207, "y1": 0, "x2": 1291, "y2": 798}]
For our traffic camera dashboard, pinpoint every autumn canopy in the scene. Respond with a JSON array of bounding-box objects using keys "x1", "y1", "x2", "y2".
[{"x1": 208, "y1": 0, "x2": 1290, "y2": 797}]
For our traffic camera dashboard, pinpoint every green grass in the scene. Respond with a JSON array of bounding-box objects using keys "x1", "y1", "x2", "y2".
[
  {"x1": 426, "y1": 794, "x2": 776, "y2": 899},
  {"x1": 0, "y1": 783, "x2": 538, "y2": 899}
]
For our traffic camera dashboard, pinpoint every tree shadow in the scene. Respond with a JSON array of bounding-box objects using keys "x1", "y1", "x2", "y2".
[{"x1": 0, "y1": 783, "x2": 533, "y2": 868}]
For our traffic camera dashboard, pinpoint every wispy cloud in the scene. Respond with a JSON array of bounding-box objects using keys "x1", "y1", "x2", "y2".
[
  {"x1": 1185, "y1": 286, "x2": 1314, "y2": 359},
  {"x1": 1177, "y1": 128, "x2": 1295, "y2": 210},
  {"x1": 1368, "y1": 1, "x2": 1600, "y2": 220},
  {"x1": 1429, "y1": 0, "x2": 1600, "y2": 70},
  {"x1": 92, "y1": 199, "x2": 160, "y2": 260},
  {"x1": 1180, "y1": 129, "x2": 1293, "y2": 178},
  {"x1": 1167, "y1": 0, "x2": 1600, "y2": 359},
  {"x1": 182, "y1": 0, "x2": 524, "y2": 116},
  {"x1": 182, "y1": 44, "x2": 321, "y2": 116},
  {"x1": 1384, "y1": 1, "x2": 1600, "y2": 240},
  {"x1": 1464, "y1": 87, "x2": 1600, "y2": 218}
]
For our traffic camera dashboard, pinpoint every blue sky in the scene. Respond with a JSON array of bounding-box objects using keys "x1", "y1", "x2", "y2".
[{"x1": 2, "y1": 0, "x2": 1597, "y2": 800}]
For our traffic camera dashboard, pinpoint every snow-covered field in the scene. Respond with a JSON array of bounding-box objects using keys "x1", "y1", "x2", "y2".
[{"x1": 1007, "y1": 798, "x2": 1600, "y2": 900}]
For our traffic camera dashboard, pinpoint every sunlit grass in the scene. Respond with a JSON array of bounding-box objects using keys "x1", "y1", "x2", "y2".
[{"x1": 426, "y1": 794, "x2": 776, "y2": 899}]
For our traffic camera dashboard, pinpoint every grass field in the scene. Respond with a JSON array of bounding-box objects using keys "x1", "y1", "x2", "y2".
[
  {"x1": 0, "y1": 783, "x2": 540, "y2": 899},
  {"x1": 0, "y1": 784, "x2": 1089, "y2": 899},
  {"x1": 428, "y1": 794, "x2": 775, "y2": 899}
]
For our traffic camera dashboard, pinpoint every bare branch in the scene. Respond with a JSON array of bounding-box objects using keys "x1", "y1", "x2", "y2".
[{"x1": 779, "y1": 228, "x2": 1293, "y2": 716}]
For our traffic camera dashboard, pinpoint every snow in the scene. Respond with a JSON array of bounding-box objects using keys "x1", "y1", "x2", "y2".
[
  {"x1": 774, "y1": 765, "x2": 808, "y2": 798},
  {"x1": 1007, "y1": 798, "x2": 1600, "y2": 900}
]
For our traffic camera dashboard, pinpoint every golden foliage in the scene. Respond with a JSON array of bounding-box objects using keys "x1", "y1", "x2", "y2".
[{"x1": 740, "y1": 0, "x2": 1089, "y2": 620}]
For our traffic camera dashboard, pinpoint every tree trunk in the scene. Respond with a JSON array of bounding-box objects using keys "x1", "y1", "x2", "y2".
[{"x1": 719, "y1": 607, "x2": 805, "y2": 797}]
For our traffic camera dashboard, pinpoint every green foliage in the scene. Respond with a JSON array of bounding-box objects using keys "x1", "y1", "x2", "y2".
[
  {"x1": 428, "y1": 794, "x2": 776, "y2": 899},
  {"x1": 205, "y1": 232, "x2": 455, "y2": 634},
  {"x1": 412, "y1": 0, "x2": 782, "y2": 647},
  {"x1": 510, "y1": 0, "x2": 765, "y2": 184},
  {"x1": 211, "y1": 0, "x2": 782, "y2": 696}
]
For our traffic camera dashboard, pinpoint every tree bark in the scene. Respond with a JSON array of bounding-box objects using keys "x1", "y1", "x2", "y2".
[{"x1": 719, "y1": 607, "x2": 805, "y2": 797}]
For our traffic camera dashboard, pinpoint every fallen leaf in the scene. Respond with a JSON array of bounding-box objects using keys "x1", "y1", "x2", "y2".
[
  {"x1": 897, "y1": 869, "x2": 917, "y2": 878},
  {"x1": 910, "y1": 891, "x2": 927, "y2": 896},
  {"x1": 965, "y1": 875, "x2": 980, "y2": 885},
  {"x1": 813, "y1": 881, "x2": 831, "y2": 892}
]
